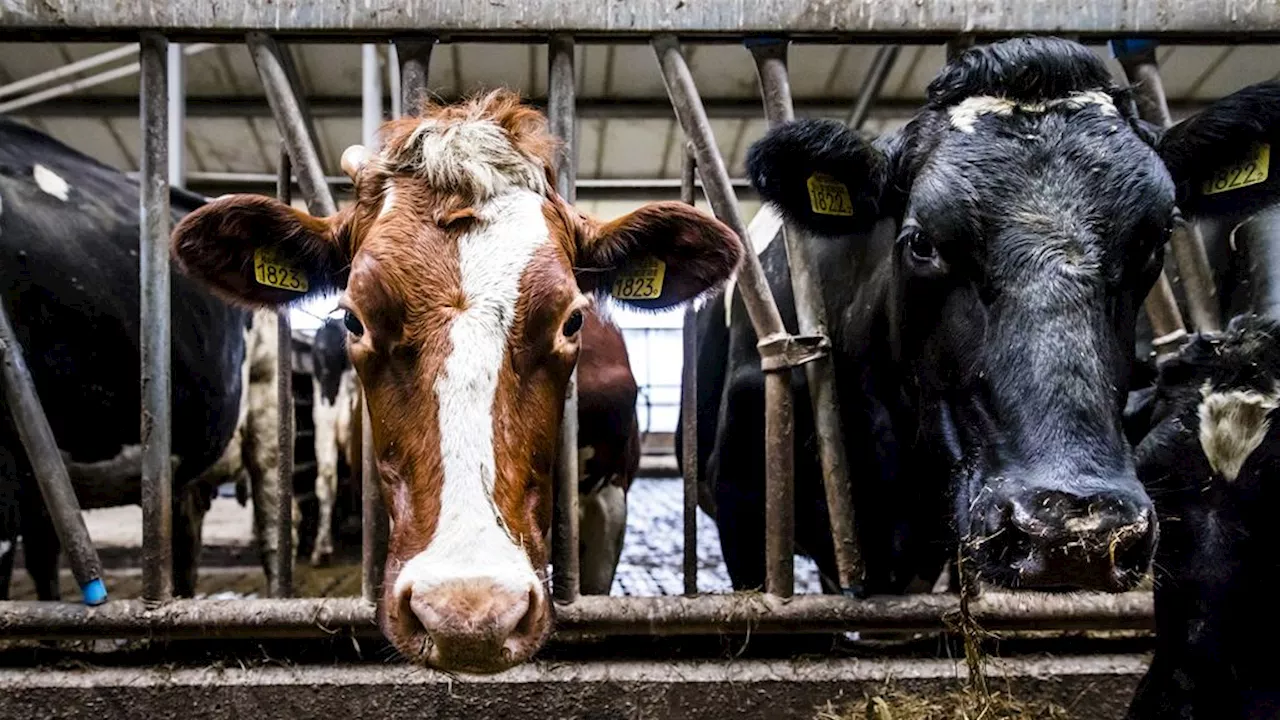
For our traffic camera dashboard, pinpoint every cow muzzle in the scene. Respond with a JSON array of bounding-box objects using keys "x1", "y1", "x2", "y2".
[{"x1": 394, "y1": 578, "x2": 550, "y2": 673}]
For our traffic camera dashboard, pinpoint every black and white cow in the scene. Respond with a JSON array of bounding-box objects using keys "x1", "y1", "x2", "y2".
[
  {"x1": 308, "y1": 316, "x2": 358, "y2": 567},
  {"x1": 0, "y1": 117, "x2": 249, "y2": 599},
  {"x1": 1125, "y1": 314, "x2": 1280, "y2": 719},
  {"x1": 678, "y1": 37, "x2": 1280, "y2": 596}
]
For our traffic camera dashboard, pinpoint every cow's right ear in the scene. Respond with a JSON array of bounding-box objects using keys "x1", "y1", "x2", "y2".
[
  {"x1": 745, "y1": 119, "x2": 889, "y2": 237},
  {"x1": 171, "y1": 194, "x2": 351, "y2": 307}
]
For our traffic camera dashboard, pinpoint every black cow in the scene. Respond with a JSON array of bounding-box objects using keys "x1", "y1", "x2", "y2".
[
  {"x1": 1125, "y1": 314, "x2": 1280, "y2": 719},
  {"x1": 677, "y1": 37, "x2": 1280, "y2": 596},
  {"x1": 0, "y1": 117, "x2": 248, "y2": 599}
]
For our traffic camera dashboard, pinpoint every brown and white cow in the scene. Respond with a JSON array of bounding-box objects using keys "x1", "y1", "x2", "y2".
[{"x1": 169, "y1": 90, "x2": 741, "y2": 673}]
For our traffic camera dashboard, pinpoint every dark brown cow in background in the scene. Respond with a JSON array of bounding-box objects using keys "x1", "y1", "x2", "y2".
[{"x1": 169, "y1": 89, "x2": 741, "y2": 673}]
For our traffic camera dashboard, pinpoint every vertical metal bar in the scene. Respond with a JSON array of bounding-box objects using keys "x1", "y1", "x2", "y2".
[
  {"x1": 0, "y1": 307, "x2": 107, "y2": 605},
  {"x1": 847, "y1": 46, "x2": 899, "y2": 130},
  {"x1": 167, "y1": 43, "x2": 185, "y2": 188},
  {"x1": 749, "y1": 38, "x2": 862, "y2": 596},
  {"x1": 945, "y1": 36, "x2": 975, "y2": 63},
  {"x1": 1113, "y1": 39, "x2": 1220, "y2": 333},
  {"x1": 387, "y1": 44, "x2": 402, "y2": 120},
  {"x1": 680, "y1": 144, "x2": 699, "y2": 597},
  {"x1": 139, "y1": 33, "x2": 173, "y2": 606},
  {"x1": 653, "y1": 34, "x2": 794, "y2": 597},
  {"x1": 395, "y1": 39, "x2": 435, "y2": 118},
  {"x1": 548, "y1": 33, "x2": 581, "y2": 604},
  {"x1": 271, "y1": 146, "x2": 295, "y2": 599},
  {"x1": 1234, "y1": 207, "x2": 1280, "y2": 321},
  {"x1": 245, "y1": 33, "x2": 337, "y2": 217},
  {"x1": 1145, "y1": 274, "x2": 1188, "y2": 357},
  {"x1": 362, "y1": 44, "x2": 383, "y2": 145}
]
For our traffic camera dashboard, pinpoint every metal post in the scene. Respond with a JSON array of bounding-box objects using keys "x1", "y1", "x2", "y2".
[
  {"x1": 361, "y1": 44, "x2": 382, "y2": 146},
  {"x1": 0, "y1": 308, "x2": 107, "y2": 606},
  {"x1": 1113, "y1": 39, "x2": 1220, "y2": 333},
  {"x1": 272, "y1": 146, "x2": 295, "y2": 599},
  {"x1": 1231, "y1": 207, "x2": 1280, "y2": 321},
  {"x1": 139, "y1": 33, "x2": 173, "y2": 606},
  {"x1": 167, "y1": 43, "x2": 185, "y2": 188},
  {"x1": 749, "y1": 38, "x2": 862, "y2": 596},
  {"x1": 848, "y1": 46, "x2": 899, "y2": 129},
  {"x1": 1145, "y1": 275, "x2": 1189, "y2": 357},
  {"x1": 548, "y1": 34, "x2": 580, "y2": 604},
  {"x1": 653, "y1": 34, "x2": 799, "y2": 597},
  {"x1": 387, "y1": 44, "x2": 402, "y2": 120},
  {"x1": 394, "y1": 39, "x2": 435, "y2": 118},
  {"x1": 679, "y1": 144, "x2": 699, "y2": 597}
]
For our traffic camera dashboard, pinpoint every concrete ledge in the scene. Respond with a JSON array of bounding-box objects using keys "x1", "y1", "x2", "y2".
[{"x1": 0, "y1": 656, "x2": 1148, "y2": 719}]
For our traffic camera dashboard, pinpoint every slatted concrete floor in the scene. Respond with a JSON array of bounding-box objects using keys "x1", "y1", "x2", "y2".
[{"x1": 6, "y1": 478, "x2": 822, "y2": 600}]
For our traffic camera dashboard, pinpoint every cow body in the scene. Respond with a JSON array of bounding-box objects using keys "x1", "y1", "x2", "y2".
[
  {"x1": 309, "y1": 316, "x2": 359, "y2": 567},
  {"x1": 680, "y1": 37, "x2": 1280, "y2": 596},
  {"x1": 0, "y1": 117, "x2": 248, "y2": 599}
]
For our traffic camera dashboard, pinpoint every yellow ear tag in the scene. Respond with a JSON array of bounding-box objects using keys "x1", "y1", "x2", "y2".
[
  {"x1": 253, "y1": 247, "x2": 309, "y2": 293},
  {"x1": 806, "y1": 173, "x2": 854, "y2": 216},
  {"x1": 610, "y1": 257, "x2": 666, "y2": 301},
  {"x1": 1202, "y1": 142, "x2": 1271, "y2": 196}
]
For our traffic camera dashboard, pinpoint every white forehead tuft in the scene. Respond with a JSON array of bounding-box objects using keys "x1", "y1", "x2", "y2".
[
  {"x1": 394, "y1": 189, "x2": 550, "y2": 597},
  {"x1": 1197, "y1": 380, "x2": 1280, "y2": 483},
  {"x1": 385, "y1": 118, "x2": 548, "y2": 204},
  {"x1": 948, "y1": 91, "x2": 1118, "y2": 134}
]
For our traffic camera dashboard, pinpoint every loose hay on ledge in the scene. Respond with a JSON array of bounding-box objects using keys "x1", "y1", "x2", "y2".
[{"x1": 815, "y1": 685, "x2": 1073, "y2": 720}]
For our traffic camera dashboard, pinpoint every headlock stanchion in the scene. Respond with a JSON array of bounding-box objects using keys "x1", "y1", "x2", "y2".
[
  {"x1": 139, "y1": 32, "x2": 173, "y2": 606},
  {"x1": 548, "y1": 33, "x2": 582, "y2": 605},
  {"x1": 848, "y1": 46, "x2": 900, "y2": 129},
  {"x1": 1112, "y1": 38, "x2": 1221, "y2": 335},
  {"x1": 273, "y1": 145, "x2": 296, "y2": 599},
  {"x1": 679, "y1": 143, "x2": 699, "y2": 597},
  {"x1": 747, "y1": 37, "x2": 864, "y2": 596}
]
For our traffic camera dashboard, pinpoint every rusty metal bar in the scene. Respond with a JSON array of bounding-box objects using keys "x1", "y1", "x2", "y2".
[
  {"x1": 848, "y1": 45, "x2": 899, "y2": 129},
  {"x1": 653, "y1": 34, "x2": 796, "y2": 597},
  {"x1": 749, "y1": 38, "x2": 862, "y2": 596},
  {"x1": 272, "y1": 146, "x2": 295, "y2": 599},
  {"x1": 1113, "y1": 38, "x2": 1220, "y2": 334},
  {"x1": 139, "y1": 33, "x2": 173, "y2": 606},
  {"x1": 679, "y1": 143, "x2": 699, "y2": 597},
  {"x1": 1145, "y1": 275, "x2": 1188, "y2": 357},
  {"x1": 0, "y1": 296, "x2": 107, "y2": 606},
  {"x1": 548, "y1": 33, "x2": 581, "y2": 604},
  {"x1": 0, "y1": 591, "x2": 1154, "y2": 640},
  {"x1": 394, "y1": 39, "x2": 435, "y2": 116}
]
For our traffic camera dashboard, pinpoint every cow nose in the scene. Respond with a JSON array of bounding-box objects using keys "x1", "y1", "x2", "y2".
[
  {"x1": 974, "y1": 484, "x2": 1156, "y2": 591},
  {"x1": 403, "y1": 580, "x2": 545, "y2": 673}
]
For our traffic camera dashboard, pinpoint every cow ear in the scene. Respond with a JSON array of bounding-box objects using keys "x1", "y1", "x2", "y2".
[
  {"x1": 574, "y1": 202, "x2": 742, "y2": 311},
  {"x1": 1158, "y1": 81, "x2": 1280, "y2": 224},
  {"x1": 746, "y1": 118, "x2": 890, "y2": 237},
  {"x1": 171, "y1": 194, "x2": 351, "y2": 307}
]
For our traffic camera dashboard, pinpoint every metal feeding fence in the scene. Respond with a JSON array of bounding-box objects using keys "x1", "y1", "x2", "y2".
[{"x1": 2, "y1": 2, "x2": 1269, "y2": 643}]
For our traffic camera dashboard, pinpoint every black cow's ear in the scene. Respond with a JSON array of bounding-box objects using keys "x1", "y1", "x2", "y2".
[
  {"x1": 1158, "y1": 81, "x2": 1280, "y2": 224},
  {"x1": 745, "y1": 119, "x2": 889, "y2": 237}
]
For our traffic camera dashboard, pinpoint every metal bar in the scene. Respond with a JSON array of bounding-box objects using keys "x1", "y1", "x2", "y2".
[
  {"x1": 139, "y1": 33, "x2": 173, "y2": 606},
  {"x1": 387, "y1": 43, "x2": 402, "y2": 120},
  {"x1": 272, "y1": 146, "x2": 296, "y2": 599},
  {"x1": 361, "y1": 44, "x2": 382, "y2": 146},
  {"x1": 0, "y1": 43, "x2": 139, "y2": 100},
  {"x1": 10, "y1": 95, "x2": 1213, "y2": 121},
  {"x1": 167, "y1": 43, "x2": 185, "y2": 187},
  {"x1": 0, "y1": 591, "x2": 1154, "y2": 640},
  {"x1": 1234, "y1": 207, "x2": 1280, "y2": 321},
  {"x1": 1144, "y1": 274, "x2": 1188, "y2": 356},
  {"x1": 245, "y1": 33, "x2": 337, "y2": 217},
  {"x1": 0, "y1": 44, "x2": 214, "y2": 116},
  {"x1": 548, "y1": 33, "x2": 580, "y2": 604},
  {"x1": 749, "y1": 38, "x2": 861, "y2": 595},
  {"x1": 679, "y1": 143, "x2": 699, "y2": 598},
  {"x1": 1114, "y1": 39, "x2": 1219, "y2": 333},
  {"x1": 394, "y1": 39, "x2": 435, "y2": 117},
  {"x1": 847, "y1": 45, "x2": 900, "y2": 129},
  {"x1": 653, "y1": 34, "x2": 795, "y2": 597},
  {"x1": 275, "y1": 45, "x2": 332, "y2": 176},
  {"x1": 6, "y1": 2, "x2": 1280, "y2": 40},
  {"x1": 0, "y1": 302, "x2": 107, "y2": 606}
]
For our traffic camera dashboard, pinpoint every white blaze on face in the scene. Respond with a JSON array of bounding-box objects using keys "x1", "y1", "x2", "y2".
[
  {"x1": 393, "y1": 189, "x2": 549, "y2": 598},
  {"x1": 1198, "y1": 381, "x2": 1280, "y2": 483},
  {"x1": 947, "y1": 91, "x2": 1118, "y2": 134}
]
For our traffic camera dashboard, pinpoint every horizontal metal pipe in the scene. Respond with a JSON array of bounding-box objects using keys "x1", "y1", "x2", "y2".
[{"x1": 0, "y1": 592, "x2": 1154, "y2": 641}]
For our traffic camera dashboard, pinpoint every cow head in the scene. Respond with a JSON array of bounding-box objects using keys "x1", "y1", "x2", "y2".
[
  {"x1": 748, "y1": 37, "x2": 1280, "y2": 592},
  {"x1": 1127, "y1": 314, "x2": 1280, "y2": 715},
  {"x1": 170, "y1": 90, "x2": 742, "y2": 673}
]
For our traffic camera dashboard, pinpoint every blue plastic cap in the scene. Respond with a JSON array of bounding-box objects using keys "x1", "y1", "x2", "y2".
[
  {"x1": 82, "y1": 578, "x2": 108, "y2": 606},
  {"x1": 743, "y1": 36, "x2": 787, "y2": 48},
  {"x1": 1109, "y1": 38, "x2": 1158, "y2": 59}
]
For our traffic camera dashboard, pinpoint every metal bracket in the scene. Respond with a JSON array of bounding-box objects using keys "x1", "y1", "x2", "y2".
[{"x1": 757, "y1": 332, "x2": 831, "y2": 372}]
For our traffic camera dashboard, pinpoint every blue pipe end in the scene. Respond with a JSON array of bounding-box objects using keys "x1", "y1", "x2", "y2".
[
  {"x1": 1109, "y1": 39, "x2": 1158, "y2": 59},
  {"x1": 81, "y1": 578, "x2": 107, "y2": 606},
  {"x1": 743, "y1": 36, "x2": 787, "y2": 48}
]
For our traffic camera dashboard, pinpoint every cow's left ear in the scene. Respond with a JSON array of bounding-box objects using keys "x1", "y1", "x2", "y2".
[
  {"x1": 1158, "y1": 81, "x2": 1280, "y2": 223},
  {"x1": 574, "y1": 202, "x2": 742, "y2": 310}
]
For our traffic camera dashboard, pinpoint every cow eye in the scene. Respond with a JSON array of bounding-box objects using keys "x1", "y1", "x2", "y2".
[
  {"x1": 343, "y1": 311, "x2": 365, "y2": 337},
  {"x1": 563, "y1": 309, "x2": 584, "y2": 337},
  {"x1": 909, "y1": 234, "x2": 937, "y2": 263}
]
